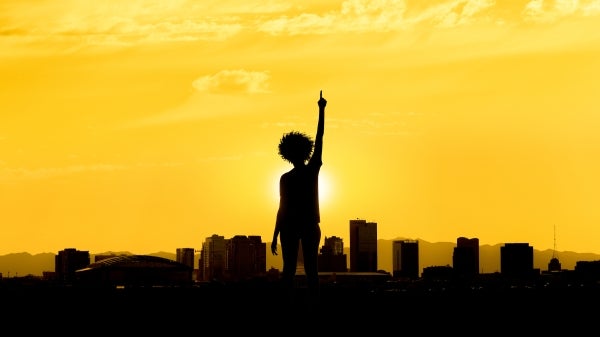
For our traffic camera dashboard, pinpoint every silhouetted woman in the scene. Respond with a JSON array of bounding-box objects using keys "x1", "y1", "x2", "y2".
[{"x1": 272, "y1": 90, "x2": 326, "y2": 303}]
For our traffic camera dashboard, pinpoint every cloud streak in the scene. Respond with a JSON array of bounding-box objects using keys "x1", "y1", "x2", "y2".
[
  {"x1": 2, "y1": 0, "x2": 599, "y2": 50},
  {"x1": 0, "y1": 161, "x2": 189, "y2": 182},
  {"x1": 118, "y1": 69, "x2": 272, "y2": 128},
  {"x1": 192, "y1": 69, "x2": 271, "y2": 94},
  {"x1": 0, "y1": 164, "x2": 127, "y2": 181}
]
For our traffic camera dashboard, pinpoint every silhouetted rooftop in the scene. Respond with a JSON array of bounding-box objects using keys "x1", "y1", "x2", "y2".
[{"x1": 78, "y1": 255, "x2": 189, "y2": 271}]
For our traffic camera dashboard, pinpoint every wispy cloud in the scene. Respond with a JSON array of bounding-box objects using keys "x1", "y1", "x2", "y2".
[
  {"x1": 119, "y1": 69, "x2": 271, "y2": 128},
  {"x1": 2, "y1": 0, "x2": 599, "y2": 51},
  {"x1": 260, "y1": 121, "x2": 307, "y2": 129},
  {"x1": 194, "y1": 150, "x2": 270, "y2": 163},
  {"x1": 0, "y1": 0, "x2": 244, "y2": 49},
  {"x1": 331, "y1": 110, "x2": 427, "y2": 136},
  {"x1": 0, "y1": 161, "x2": 187, "y2": 182},
  {"x1": 0, "y1": 164, "x2": 126, "y2": 181},
  {"x1": 523, "y1": 0, "x2": 600, "y2": 22},
  {"x1": 258, "y1": 0, "x2": 600, "y2": 35},
  {"x1": 192, "y1": 69, "x2": 271, "y2": 94},
  {"x1": 195, "y1": 155, "x2": 243, "y2": 163}
]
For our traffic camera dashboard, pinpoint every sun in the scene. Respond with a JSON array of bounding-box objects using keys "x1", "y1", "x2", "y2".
[{"x1": 318, "y1": 170, "x2": 333, "y2": 205}]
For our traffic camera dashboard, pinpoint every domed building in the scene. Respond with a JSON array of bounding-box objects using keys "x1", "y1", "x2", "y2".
[
  {"x1": 75, "y1": 255, "x2": 193, "y2": 288},
  {"x1": 548, "y1": 256, "x2": 562, "y2": 272}
]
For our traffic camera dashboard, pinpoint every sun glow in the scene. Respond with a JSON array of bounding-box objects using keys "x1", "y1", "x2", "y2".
[
  {"x1": 4, "y1": 1, "x2": 600, "y2": 257},
  {"x1": 319, "y1": 170, "x2": 333, "y2": 205},
  {"x1": 270, "y1": 169, "x2": 333, "y2": 205}
]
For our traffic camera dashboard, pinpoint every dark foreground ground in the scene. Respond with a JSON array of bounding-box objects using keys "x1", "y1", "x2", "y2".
[{"x1": 2, "y1": 282, "x2": 598, "y2": 334}]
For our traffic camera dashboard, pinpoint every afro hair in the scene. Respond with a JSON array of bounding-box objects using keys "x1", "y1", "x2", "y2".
[{"x1": 278, "y1": 131, "x2": 314, "y2": 164}]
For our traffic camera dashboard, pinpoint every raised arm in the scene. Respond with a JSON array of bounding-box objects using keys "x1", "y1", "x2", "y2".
[{"x1": 311, "y1": 90, "x2": 326, "y2": 164}]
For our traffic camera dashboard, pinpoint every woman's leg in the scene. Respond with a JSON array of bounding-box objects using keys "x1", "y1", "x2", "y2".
[
  {"x1": 279, "y1": 230, "x2": 300, "y2": 291},
  {"x1": 301, "y1": 224, "x2": 322, "y2": 294}
]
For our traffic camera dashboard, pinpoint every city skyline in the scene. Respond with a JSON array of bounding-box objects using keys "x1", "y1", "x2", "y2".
[
  {"x1": 3, "y1": 230, "x2": 599, "y2": 277},
  {"x1": 2, "y1": 2, "x2": 600, "y2": 256}
]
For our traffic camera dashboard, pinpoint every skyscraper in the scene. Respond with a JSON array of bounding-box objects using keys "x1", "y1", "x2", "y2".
[
  {"x1": 55, "y1": 248, "x2": 90, "y2": 283},
  {"x1": 453, "y1": 237, "x2": 479, "y2": 276},
  {"x1": 318, "y1": 236, "x2": 348, "y2": 272},
  {"x1": 176, "y1": 247, "x2": 195, "y2": 270},
  {"x1": 392, "y1": 240, "x2": 419, "y2": 279},
  {"x1": 226, "y1": 235, "x2": 267, "y2": 281},
  {"x1": 500, "y1": 242, "x2": 535, "y2": 279},
  {"x1": 200, "y1": 234, "x2": 227, "y2": 282},
  {"x1": 349, "y1": 219, "x2": 377, "y2": 272}
]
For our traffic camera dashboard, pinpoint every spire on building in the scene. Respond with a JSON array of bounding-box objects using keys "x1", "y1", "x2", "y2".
[{"x1": 548, "y1": 224, "x2": 561, "y2": 272}]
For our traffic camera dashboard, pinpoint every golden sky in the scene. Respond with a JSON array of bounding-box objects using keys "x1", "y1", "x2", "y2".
[{"x1": 1, "y1": 0, "x2": 600, "y2": 256}]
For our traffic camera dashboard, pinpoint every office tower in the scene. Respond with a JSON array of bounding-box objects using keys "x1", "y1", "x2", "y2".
[
  {"x1": 574, "y1": 261, "x2": 600, "y2": 280},
  {"x1": 500, "y1": 243, "x2": 534, "y2": 279},
  {"x1": 176, "y1": 247, "x2": 195, "y2": 270},
  {"x1": 453, "y1": 237, "x2": 479, "y2": 276},
  {"x1": 349, "y1": 219, "x2": 377, "y2": 272},
  {"x1": 247, "y1": 235, "x2": 267, "y2": 276},
  {"x1": 55, "y1": 248, "x2": 90, "y2": 282},
  {"x1": 200, "y1": 234, "x2": 227, "y2": 282},
  {"x1": 392, "y1": 240, "x2": 419, "y2": 279},
  {"x1": 226, "y1": 235, "x2": 266, "y2": 281},
  {"x1": 318, "y1": 236, "x2": 348, "y2": 272}
]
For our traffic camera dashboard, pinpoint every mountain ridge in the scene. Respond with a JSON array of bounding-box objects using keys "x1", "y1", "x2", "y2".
[{"x1": 1, "y1": 239, "x2": 599, "y2": 277}]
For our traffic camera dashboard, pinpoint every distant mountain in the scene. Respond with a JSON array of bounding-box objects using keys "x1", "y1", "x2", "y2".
[
  {"x1": 2, "y1": 240, "x2": 599, "y2": 277},
  {"x1": 0, "y1": 252, "x2": 56, "y2": 277}
]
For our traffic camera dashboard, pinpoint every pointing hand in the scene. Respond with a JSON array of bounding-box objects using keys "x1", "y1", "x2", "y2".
[{"x1": 318, "y1": 90, "x2": 327, "y2": 109}]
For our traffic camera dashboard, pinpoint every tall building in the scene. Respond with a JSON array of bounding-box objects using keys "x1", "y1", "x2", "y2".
[
  {"x1": 349, "y1": 219, "x2": 377, "y2": 272},
  {"x1": 225, "y1": 235, "x2": 266, "y2": 281},
  {"x1": 176, "y1": 248, "x2": 195, "y2": 270},
  {"x1": 55, "y1": 248, "x2": 90, "y2": 283},
  {"x1": 453, "y1": 237, "x2": 479, "y2": 276},
  {"x1": 318, "y1": 236, "x2": 348, "y2": 272},
  {"x1": 500, "y1": 243, "x2": 535, "y2": 279},
  {"x1": 199, "y1": 234, "x2": 227, "y2": 282},
  {"x1": 392, "y1": 240, "x2": 419, "y2": 279}
]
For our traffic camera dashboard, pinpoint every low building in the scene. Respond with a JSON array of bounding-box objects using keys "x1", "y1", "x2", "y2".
[{"x1": 75, "y1": 255, "x2": 193, "y2": 288}]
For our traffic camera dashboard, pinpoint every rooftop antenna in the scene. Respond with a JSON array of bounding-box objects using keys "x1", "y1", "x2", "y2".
[{"x1": 547, "y1": 224, "x2": 563, "y2": 272}]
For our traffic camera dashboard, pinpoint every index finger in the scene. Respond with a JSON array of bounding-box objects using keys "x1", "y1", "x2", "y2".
[{"x1": 320, "y1": 90, "x2": 322, "y2": 99}]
